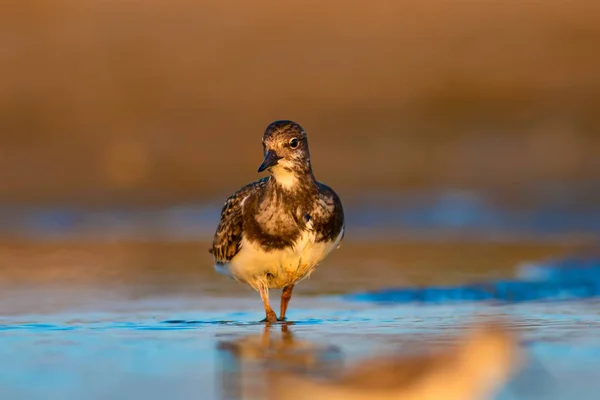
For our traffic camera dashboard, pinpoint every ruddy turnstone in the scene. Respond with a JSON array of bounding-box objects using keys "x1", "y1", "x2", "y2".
[{"x1": 210, "y1": 120, "x2": 345, "y2": 323}]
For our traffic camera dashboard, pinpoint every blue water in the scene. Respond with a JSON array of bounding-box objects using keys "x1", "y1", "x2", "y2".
[
  {"x1": 2, "y1": 294, "x2": 600, "y2": 399},
  {"x1": 346, "y1": 255, "x2": 600, "y2": 304}
]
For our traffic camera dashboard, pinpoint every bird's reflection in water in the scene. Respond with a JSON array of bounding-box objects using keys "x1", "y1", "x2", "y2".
[{"x1": 216, "y1": 323, "x2": 343, "y2": 400}]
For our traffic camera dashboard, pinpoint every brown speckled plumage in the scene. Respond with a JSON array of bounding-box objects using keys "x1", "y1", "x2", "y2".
[
  {"x1": 210, "y1": 120, "x2": 345, "y2": 322},
  {"x1": 210, "y1": 177, "x2": 270, "y2": 263}
]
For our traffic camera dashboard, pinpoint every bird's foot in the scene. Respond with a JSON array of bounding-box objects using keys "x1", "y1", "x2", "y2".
[{"x1": 260, "y1": 310, "x2": 278, "y2": 324}]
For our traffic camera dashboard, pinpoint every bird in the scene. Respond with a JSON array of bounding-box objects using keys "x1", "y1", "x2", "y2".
[
  {"x1": 270, "y1": 322, "x2": 521, "y2": 400},
  {"x1": 210, "y1": 120, "x2": 345, "y2": 323}
]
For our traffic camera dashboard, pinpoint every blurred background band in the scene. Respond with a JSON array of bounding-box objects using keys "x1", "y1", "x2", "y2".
[{"x1": 1, "y1": 0, "x2": 599, "y2": 207}]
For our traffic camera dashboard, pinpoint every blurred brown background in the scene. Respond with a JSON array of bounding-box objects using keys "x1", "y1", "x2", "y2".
[{"x1": 2, "y1": 0, "x2": 600, "y2": 207}]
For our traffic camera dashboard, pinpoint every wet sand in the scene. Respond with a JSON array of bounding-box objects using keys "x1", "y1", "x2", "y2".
[{"x1": 0, "y1": 239, "x2": 585, "y2": 315}]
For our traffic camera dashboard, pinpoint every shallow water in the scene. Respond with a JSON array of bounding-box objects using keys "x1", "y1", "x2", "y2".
[
  {"x1": 1, "y1": 198, "x2": 599, "y2": 400},
  {"x1": 2, "y1": 294, "x2": 600, "y2": 400}
]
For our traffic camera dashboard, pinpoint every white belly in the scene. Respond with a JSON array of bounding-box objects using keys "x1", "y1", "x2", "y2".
[{"x1": 215, "y1": 228, "x2": 343, "y2": 290}]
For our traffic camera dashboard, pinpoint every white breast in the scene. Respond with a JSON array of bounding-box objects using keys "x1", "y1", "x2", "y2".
[{"x1": 216, "y1": 226, "x2": 343, "y2": 290}]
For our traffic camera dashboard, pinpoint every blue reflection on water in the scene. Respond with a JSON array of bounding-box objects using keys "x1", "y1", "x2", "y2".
[
  {"x1": 346, "y1": 254, "x2": 600, "y2": 304},
  {"x1": 1, "y1": 188, "x2": 600, "y2": 241}
]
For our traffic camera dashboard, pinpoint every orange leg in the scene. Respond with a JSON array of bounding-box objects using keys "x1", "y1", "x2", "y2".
[
  {"x1": 259, "y1": 286, "x2": 278, "y2": 323},
  {"x1": 279, "y1": 285, "x2": 294, "y2": 321}
]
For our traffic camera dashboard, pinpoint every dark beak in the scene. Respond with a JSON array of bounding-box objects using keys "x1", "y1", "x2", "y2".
[{"x1": 257, "y1": 150, "x2": 282, "y2": 172}]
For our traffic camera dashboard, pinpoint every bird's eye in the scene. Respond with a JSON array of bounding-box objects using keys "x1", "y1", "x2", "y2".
[{"x1": 289, "y1": 138, "x2": 299, "y2": 148}]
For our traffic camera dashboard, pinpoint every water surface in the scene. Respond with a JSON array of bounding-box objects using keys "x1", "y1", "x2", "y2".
[
  {"x1": 1, "y1": 200, "x2": 599, "y2": 400},
  {"x1": 2, "y1": 293, "x2": 600, "y2": 400}
]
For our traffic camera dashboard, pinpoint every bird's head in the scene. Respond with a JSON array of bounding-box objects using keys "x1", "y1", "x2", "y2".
[{"x1": 258, "y1": 120, "x2": 313, "y2": 188}]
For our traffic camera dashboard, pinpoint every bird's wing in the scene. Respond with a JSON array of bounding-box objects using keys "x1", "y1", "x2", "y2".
[
  {"x1": 316, "y1": 182, "x2": 345, "y2": 248},
  {"x1": 210, "y1": 177, "x2": 269, "y2": 263}
]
